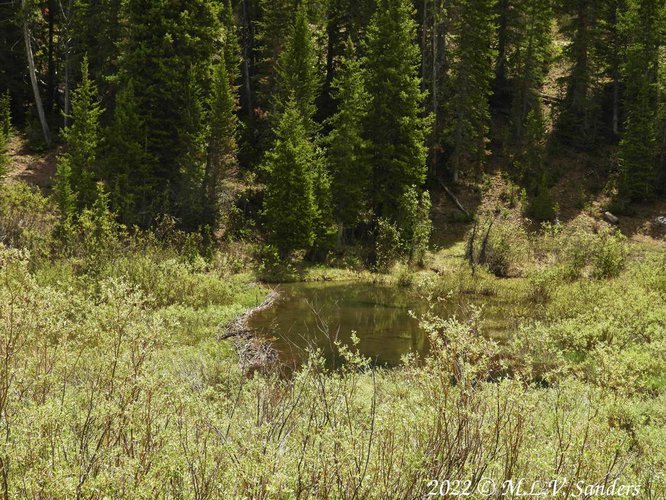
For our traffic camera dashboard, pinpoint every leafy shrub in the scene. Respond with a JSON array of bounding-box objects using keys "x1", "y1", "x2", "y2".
[
  {"x1": 471, "y1": 216, "x2": 529, "y2": 277},
  {"x1": 591, "y1": 229, "x2": 627, "y2": 279},
  {"x1": 375, "y1": 217, "x2": 402, "y2": 272},
  {"x1": 409, "y1": 191, "x2": 432, "y2": 267},
  {"x1": 560, "y1": 226, "x2": 627, "y2": 280},
  {"x1": 0, "y1": 182, "x2": 55, "y2": 261}
]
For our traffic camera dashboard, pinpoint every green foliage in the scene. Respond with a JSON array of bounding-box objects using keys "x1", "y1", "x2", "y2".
[
  {"x1": 410, "y1": 191, "x2": 432, "y2": 266},
  {"x1": 470, "y1": 216, "x2": 530, "y2": 277},
  {"x1": 618, "y1": 0, "x2": 663, "y2": 202},
  {"x1": 103, "y1": 80, "x2": 153, "y2": 225},
  {"x1": 0, "y1": 90, "x2": 9, "y2": 181},
  {"x1": 559, "y1": 226, "x2": 628, "y2": 280},
  {"x1": 326, "y1": 39, "x2": 371, "y2": 230},
  {"x1": 262, "y1": 99, "x2": 317, "y2": 257},
  {"x1": 445, "y1": 0, "x2": 497, "y2": 180},
  {"x1": 53, "y1": 157, "x2": 77, "y2": 222},
  {"x1": 506, "y1": 0, "x2": 554, "y2": 140},
  {"x1": 528, "y1": 174, "x2": 557, "y2": 222},
  {"x1": 274, "y1": 2, "x2": 321, "y2": 135},
  {"x1": 59, "y1": 56, "x2": 103, "y2": 210},
  {"x1": 0, "y1": 89, "x2": 10, "y2": 137},
  {"x1": 204, "y1": 54, "x2": 240, "y2": 232},
  {"x1": 0, "y1": 182, "x2": 55, "y2": 261},
  {"x1": 119, "y1": 0, "x2": 220, "y2": 219},
  {"x1": 375, "y1": 217, "x2": 402, "y2": 272},
  {"x1": 364, "y1": 0, "x2": 429, "y2": 227}
]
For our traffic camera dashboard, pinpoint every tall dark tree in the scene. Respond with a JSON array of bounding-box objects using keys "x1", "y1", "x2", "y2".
[
  {"x1": 555, "y1": 0, "x2": 602, "y2": 145},
  {"x1": 262, "y1": 97, "x2": 318, "y2": 256},
  {"x1": 118, "y1": 0, "x2": 220, "y2": 221},
  {"x1": 326, "y1": 39, "x2": 371, "y2": 236},
  {"x1": 103, "y1": 80, "x2": 153, "y2": 225},
  {"x1": 445, "y1": 0, "x2": 497, "y2": 182},
  {"x1": 274, "y1": 2, "x2": 321, "y2": 135},
  {"x1": 618, "y1": 0, "x2": 663, "y2": 201},
  {"x1": 57, "y1": 56, "x2": 103, "y2": 210},
  {"x1": 204, "y1": 53, "x2": 240, "y2": 231},
  {"x1": 364, "y1": 0, "x2": 429, "y2": 231}
]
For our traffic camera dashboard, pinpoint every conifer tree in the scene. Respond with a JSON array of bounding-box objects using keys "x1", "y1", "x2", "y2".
[
  {"x1": 275, "y1": 2, "x2": 321, "y2": 135},
  {"x1": 618, "y1": 0, "x2": 663, "y2": 201},
  {"x1": 103, "y1": 80, "x2": 153, "y2": 225},
  {"x1": 58, "y1": 56, "x2": 103, "y2": 210},
  {"x1": 53, "y1": 158, "x2": 77, "y2": 221},
  {"x1": 204, "y1": 53, "x2": 240, "y2": 230},
  {"x1": 364, "y1": 0, "x2": 429, "y2": 229},
  {"x1": 221, "y1": 0, "x2": 242, "y2": 85},
  {"x1": 254, "y1": 0, "x2": 298, "y2": 114},
  {"x1": 326, "y1": 39, "x2": 371, "y2": 233},
  {"x1": 262, "y1": 97, "x2": 317, "y2": 257},
  {"x1": 555, "y1": 0, "x2": 602, "y2": 145},
  {"x1": 446, "y1": 0, "x2": 497, "y2": 182},
  {"x1": 506, "y1": 0, "x2": 553, "y2": 140},
  {"x1": 119, "y1": 0, "x2": 220, "y2": 219}
]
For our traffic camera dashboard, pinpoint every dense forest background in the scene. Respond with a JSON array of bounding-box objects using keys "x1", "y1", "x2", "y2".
[{"x1": 1, "y1": 0, "x2": 665, "y2": 258}]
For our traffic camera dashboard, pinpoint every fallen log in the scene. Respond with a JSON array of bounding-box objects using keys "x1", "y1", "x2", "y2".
[{"x1": 437, "y1": 178, "x2": 472, "y2": 219}]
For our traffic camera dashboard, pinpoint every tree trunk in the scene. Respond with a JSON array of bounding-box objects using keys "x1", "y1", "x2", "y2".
[
  {"x1": 23, "y1": 4, "x2": 52, "y2": 147},
  {"x1": 47, "y1": 0, "x2": 55, "y2": 113},
  {"x1": 240, "y1": 0, "x2": 253, "y2": 118}
]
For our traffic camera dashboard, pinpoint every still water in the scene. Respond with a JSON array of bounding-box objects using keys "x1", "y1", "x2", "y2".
[{"x1": 248, "y1": 281, "x2": 517, "y2": 368}]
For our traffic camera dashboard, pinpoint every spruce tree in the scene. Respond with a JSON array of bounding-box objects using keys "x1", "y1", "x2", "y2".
[
  {"x1": 325, "y1": 39, "x2": 371, "y2": 233},
  {"x1": 221, "y1": 0, "x2": 242, "y2": 85},
  {"x1": 58, "y1": 56, "x2": 103, "y2": 210},
  {"x1": 119, "y1": 0, "x2": 220, "y2": 220},
  {"x1": 446, "y1": 0, "x2": 497, "y2": 182},
  {"x1": 103, "y1": 80, "x2": 153, "y2": 225},
  {"x1": 618, "y1": 0, "x2": 663, "y2": 201},
  {"x1": 555, "y1": 0, "x2": 603, "y2": 146},
  {"x1": 274, "y1": 2, "x2": 321, "y2": 135},
  {"x1": 506, "y1": 0, "x2": 554, "y2": 140},
  {"x1": 364, "y1": 0, "x2": 429, "y2": 230},
  {"x1": 262, "y1": 97, "x2": 317, "y2": 257},
  {"x1": 204, "y1": 53, "x2": 240, "y2": 230}
]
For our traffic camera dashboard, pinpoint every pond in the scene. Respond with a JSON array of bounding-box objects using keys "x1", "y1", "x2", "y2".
[{"x1": 248, "y1": 281, "x2": 522, "y2": 368}]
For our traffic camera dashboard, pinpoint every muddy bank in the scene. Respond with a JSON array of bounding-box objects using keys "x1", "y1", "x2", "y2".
[{"x1": 220, "y1": 290, "x2": 281, "y2": 374}]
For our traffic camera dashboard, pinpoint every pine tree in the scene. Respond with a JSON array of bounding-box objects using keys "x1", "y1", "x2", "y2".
[
  {"x1": 445, "y1": 0, "x2": 497, "y2": 182},
  {"x1": 274, "y1": 2, "x2": 321, "y2": 135},
  {"x1": 262, "y1": 97, "x2": 318, "y2": 257},
  {"x1": 618, "y1": 0, "x2": 663, "y2": 201},
  {"x1": 119, "y1": 0, "x2": 220, "y2": 220},
  {"x1": 221, "y1": 0, "x2": 242, "y2": 86},
  {"x1": 326, "y1": 39, "x2": 371, "y2": 233},
  {"x1": 204, "y1": 53, "x2": 240, "y2": 230},
  {"x1": 254, "y1": 0, "x2": 298, "y2": 116},
  {"x1": 53, "y1": 157, "x2": 77, "y2": 221},
  {"x1": 364, "y1": 0, "x2": 429, "y2": 229},
  {"x1": 103, "y1": 80, "x2": 153, "y2": 225},
  {"x1": 58, "y1": 56, "x2": 103, "y2": 210},
  {"x1": 506, "y1": 0, "x2": 554, "y2": 140},
  {"x1": 555, "y1": 0, "x2": 603, "y2": 146}
]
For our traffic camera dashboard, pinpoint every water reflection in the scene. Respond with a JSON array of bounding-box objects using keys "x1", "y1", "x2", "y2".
[{"x1": 249, "y1": 282, "x2": 436, "y2": 367}]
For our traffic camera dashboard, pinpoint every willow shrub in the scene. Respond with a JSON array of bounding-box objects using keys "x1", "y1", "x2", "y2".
[{"x1": 1, "y1": 244, "x2": 664, "y2": 497}]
